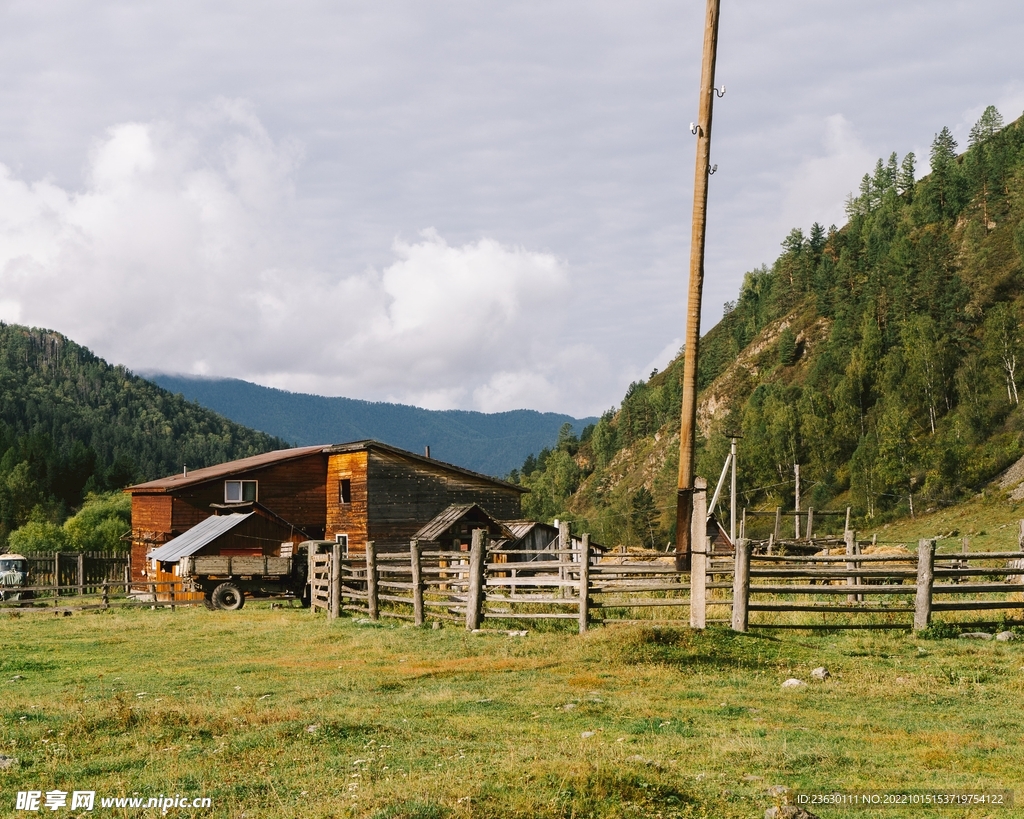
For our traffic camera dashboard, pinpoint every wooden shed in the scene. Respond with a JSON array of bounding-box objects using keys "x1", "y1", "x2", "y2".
[
  {"x1": 326, "y1": 441, "x2": 527, "y2": 553},
  {"x1": 125, "y1": 445, "x2": 328, "y2": 584}
]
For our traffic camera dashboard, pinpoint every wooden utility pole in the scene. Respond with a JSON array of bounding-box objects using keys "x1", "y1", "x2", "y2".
[{"x1": 676, "y1": 0, "x2": 723, "y2": 571}]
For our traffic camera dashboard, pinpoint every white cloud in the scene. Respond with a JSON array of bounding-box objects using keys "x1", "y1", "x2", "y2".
[
  {"x1": 779, "y1": 114, "x2": 877, "y2": 234},
  {"x1": 0, "y1": 107, "x2": 600, "y2": 414}
]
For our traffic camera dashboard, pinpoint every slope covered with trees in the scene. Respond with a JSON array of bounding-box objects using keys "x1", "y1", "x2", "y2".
[
  {"x1": 514, "y1": 107, "x2": 1024, "y2": 547},
  {"x1": 0, "y1": 325, "x2": 286, "y2": 547}
]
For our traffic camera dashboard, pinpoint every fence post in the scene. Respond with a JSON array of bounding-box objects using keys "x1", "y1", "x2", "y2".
[
  {"x1": 558, "y1": 520, "x2": 570, "y2": 599},
  {"x1": 102, "y1": 581, "x2": 109, "y2": 609},
  {"x1": 913, "y1": 538, "x2": 935, "y2": 632},
  {"x1": 77, "y1": 553, "x2": 85, "y2": 597},
  {"x1": 366, "y1": 541, "x2": 379, "y2": 621},
  {"x1": 806, "y1": 507, "x2": 814, "y2": 541},
  {"x1": 773, "y1": 507, "x2": 781, "y2": 542},
  {"x1": 169, "y1": 583, "x2": 176, "y2": 612},
  {"x1": 411, "y1": 539, "x2": 424, "y2": 626},
  {"x1": 54, "y1": 553, "x2": 60, "y2": 598},
  {"x1": 689, "y1": 477, "x2": 708, "y2": 629},
  {"x1": 845, "y1": 529, "x2": 858, "y2": 604},
  {"x1": 466, "y1": 529, "x2": 486, "y2": 630},
  {"x1": 731, "y1": 538, "x2": 750, "y2": 632},
  {"x1": 330, "y1": 543, "x2": 342, "y2": 621},
  {"x1": 578, "y1": 534, "x2": 591, "y2": 634}
]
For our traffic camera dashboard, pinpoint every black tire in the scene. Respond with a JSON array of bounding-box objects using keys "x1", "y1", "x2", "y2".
[
  {"x1": 211, "y1": 582, "x2": 245, "y2": 611},
  {"x1": 299, "y1": 587, "x2": 312, "y2": 608},
  {"x1": 202, "y1": 591, "x2": 216, "y2": 611}
]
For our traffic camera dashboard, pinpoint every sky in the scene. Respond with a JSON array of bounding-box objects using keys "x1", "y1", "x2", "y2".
[{"x1": 0, "y1": 1, "x2": 1022, "y2": 417}]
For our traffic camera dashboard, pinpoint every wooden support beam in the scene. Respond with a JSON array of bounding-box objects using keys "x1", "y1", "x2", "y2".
[
  {"x1": 410, "y1": 539, "x2": 424, "y2": 626},
  {"x1": 731, "y1": 538, "x2": 750, "y2": 632},
  {"x1": 330, "y1": 542, "x2": 341, "y2": 620},
  {"x1": 578, "y1": 534, "x2": 591, "y2": 634},
  {"x1": 366, "y1": 540, "x2": 379, "y2": 621},
  {"x1": 913, "y1": 539, "x2": 935, "y2": 632},
  {"x1": 689, "y1": 477, "x2": 708, "y2": 629},
  {"x1": 466, "y1": 529, "x2": 486, "y2": 630}
]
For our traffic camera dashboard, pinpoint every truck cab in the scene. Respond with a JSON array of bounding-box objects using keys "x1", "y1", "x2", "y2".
[{"x1": 0, "y1": 553, "x2": 31, "y2": 601}]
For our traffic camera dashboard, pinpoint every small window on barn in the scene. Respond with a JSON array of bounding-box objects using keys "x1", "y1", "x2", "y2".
[
  {"x1": 339, "y1": 479, "x2": 352, "y2": 504},
  {"x1": 225, "y1": 480, "x2": 257, "y2": 503}
]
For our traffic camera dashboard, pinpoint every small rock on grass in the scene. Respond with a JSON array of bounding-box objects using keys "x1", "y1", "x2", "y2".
[
  {"x1": 959, "y1": 632, "x2": 994, "y2": 640},
  {"x1": 810, "y1": 667, "x2": 829, "y2": 681},
  {"x1": 996, "y1": 631, "x2": 1017, "y2": 642},
  {"x1": 765, "y1": 807, "x2": 820, "y2": 819},
  {"x1": 0, "y1": 755, "x2": 18, "y2": 770},
  {"x1": 781, "y1": 678, "x2": 806, "y2": 689},
  {"x1": 580, "y1": 731, "x2": 596, "y2": 739}
]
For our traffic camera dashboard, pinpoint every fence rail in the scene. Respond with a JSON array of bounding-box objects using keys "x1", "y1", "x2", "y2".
[{"x1": 0, "y1": 579, "x2": 197, "y2": 613}]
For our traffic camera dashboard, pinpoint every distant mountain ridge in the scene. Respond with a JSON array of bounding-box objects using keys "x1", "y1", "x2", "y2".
[{"x1": 148, "y1": 374, "x2": 597, "y2": 477}]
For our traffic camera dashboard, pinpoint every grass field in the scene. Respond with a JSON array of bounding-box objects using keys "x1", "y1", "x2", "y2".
[{"x1": 2, "y1": 605, "x2": 1022, "y2": 818}]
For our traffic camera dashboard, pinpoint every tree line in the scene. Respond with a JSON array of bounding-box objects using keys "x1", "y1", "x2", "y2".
[{"x1": 0, "y1": 325, "x2": 286, "y2": 549}]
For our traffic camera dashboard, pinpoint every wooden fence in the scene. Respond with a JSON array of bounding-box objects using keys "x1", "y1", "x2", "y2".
[
  {"x1": 731, "y1": 534, "x2": 1024, "y2": 631},
  {"x1": 314, "y1": 531, "x2": 701, "y2": 632},
  {"x1": 311, "y1": 525, "x2": 1024, "y2": 634},
  {"x1": 11, "y1": 528, "x2": 1024, "y2": 633},
  {"x1": 0, "y1": 579, "x2": 195, "y2": 613},
  {"x1": 21, "y1": 552, "x2": 130, "y2": 592}
]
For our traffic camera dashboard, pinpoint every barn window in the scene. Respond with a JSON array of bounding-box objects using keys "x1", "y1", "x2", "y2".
[
  {"x1": 339, "y1": 478, "x2": 352, "y2": 504},
  {"x1": 225, "y1": 480, "x2": 257, "y2": 503}
]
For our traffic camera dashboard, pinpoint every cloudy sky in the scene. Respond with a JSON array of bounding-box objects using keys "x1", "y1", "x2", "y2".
[{"x1": 0, "y1": 1, "x2": 1022, "y2": 417}]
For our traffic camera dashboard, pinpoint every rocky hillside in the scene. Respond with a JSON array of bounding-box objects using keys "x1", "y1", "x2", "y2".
[{"x1": 514, "y1": 106, "x2": 1024, "y2": 548}]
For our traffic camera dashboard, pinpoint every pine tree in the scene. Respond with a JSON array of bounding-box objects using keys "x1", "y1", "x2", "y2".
[{"x1": 897, "y1": 152, "x2": 916, "y2": 195}]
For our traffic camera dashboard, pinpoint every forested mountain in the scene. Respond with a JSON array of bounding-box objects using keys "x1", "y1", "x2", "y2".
[
  {"x1": 149, "y1": 374, "x2": 596, "y2": 477},
  {"x1": 0, "y1": 325, "x2": 286, "y2": 546},
  {"x1": 514, "y1": 106, "x2": 1024, "y2": 548}
]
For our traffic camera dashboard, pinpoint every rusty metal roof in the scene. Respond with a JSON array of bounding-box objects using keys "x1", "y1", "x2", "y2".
[
  {"x1": 147, "y1": 513, "x2": 252, "y2": 562},
  {"x1": 125, "y1": 445, "x2": 328, "y2": 493},
  {"x1": 326, "y1": 440, "x2": 528, "y2": 492}
]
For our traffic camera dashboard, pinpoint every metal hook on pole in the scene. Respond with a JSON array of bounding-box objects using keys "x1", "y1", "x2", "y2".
[
  {"x1": 709, "y1": 164, "x2": 718, "y2": 175},
  {"x1": 689, "y1": 122, "x2": 699, "y2": 135},
  {"x1": 714, "y1": 85, "x2": 726, "y2": 98}
]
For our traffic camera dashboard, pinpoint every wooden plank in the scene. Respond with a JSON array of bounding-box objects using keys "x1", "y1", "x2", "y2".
[
  {"x1": 749, "y1": 603, "x2": 916, "y2": 613},
  {"x1": 932, "y1": 600, "x2": 1024, "y2": 611},
  {"x1": 749, "y1": 584, "x2": 915, "y2": 595}
]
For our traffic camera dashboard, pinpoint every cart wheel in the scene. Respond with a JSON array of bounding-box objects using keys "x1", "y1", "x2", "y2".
[
  {"x1": 203, "y1": 592, "x2": 216, "y2": 611},
  {"x1": 211, "y1": 582, "x2": 245, "y2": 611}
]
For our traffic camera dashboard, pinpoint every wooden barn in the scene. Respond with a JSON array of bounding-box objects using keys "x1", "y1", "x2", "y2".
[
  {"x1": 325, "y1": 441, "x2": 527, "y2": 553},
  {"x1": 127, "y1": 439, "x2": 529, "y2": 584},
  {"x1": 125, "y1": 445, "x2": 328, "y2": 584}
]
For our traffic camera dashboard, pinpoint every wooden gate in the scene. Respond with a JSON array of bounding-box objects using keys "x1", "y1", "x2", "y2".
[{"x1": 310, "y1": 552, "x2": 332, "y2": 613}]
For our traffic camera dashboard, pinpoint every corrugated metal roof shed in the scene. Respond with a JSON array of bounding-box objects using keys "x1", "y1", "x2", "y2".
[{"x1": 148, "y1": 513, "x2": 252, "y2": 563}]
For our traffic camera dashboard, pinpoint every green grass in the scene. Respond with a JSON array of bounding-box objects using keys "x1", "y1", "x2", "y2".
[{"x1": 1, "y1": 606, "x2": 1022, "y2": 818}]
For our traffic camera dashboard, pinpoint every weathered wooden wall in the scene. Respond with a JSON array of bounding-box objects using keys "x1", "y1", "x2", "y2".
[
  {"x1": 326, "y1": 450, "x2": 369, "y2": 550},
  {"x1": 169, "y1": 454, "x2": 327, "y2": 536},
  {"x1": 364, "y1": 449, "x2": 522, "y2": 551},
  {"x1": 130, "y1": 494, "x2": 173, "y2": 582}
]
